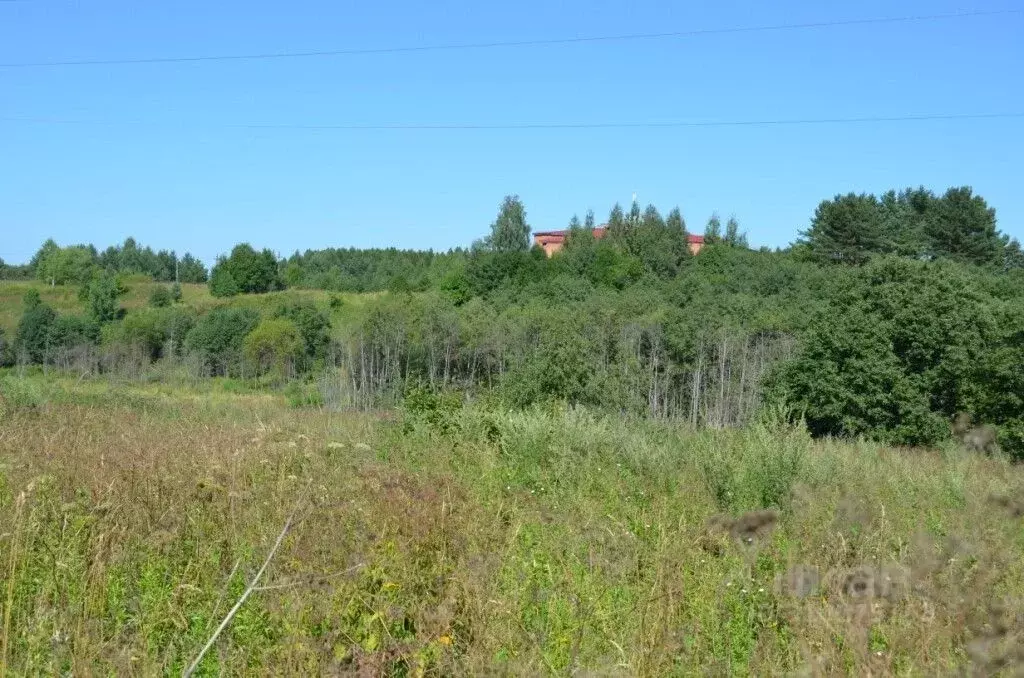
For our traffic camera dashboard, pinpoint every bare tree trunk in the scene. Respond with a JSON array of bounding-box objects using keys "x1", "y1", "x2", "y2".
[
  {"x1": 737, "y1": 338, "x2": 749, "y2": 425},
  {"x1": 690, "y1": 341, "x2": 703, "y2": 428},
  {"x1": 717, "y1": 336, "x2": 728, "y2": 429}
]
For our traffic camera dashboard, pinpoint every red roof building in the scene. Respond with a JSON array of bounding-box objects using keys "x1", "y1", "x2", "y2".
[{"x1": 533, "y1": 225, "x2": 704, "y2": 257}]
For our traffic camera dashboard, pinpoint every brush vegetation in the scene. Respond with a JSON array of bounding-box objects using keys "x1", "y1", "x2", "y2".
[{"x1": 0, "y1": 375, "x2": 1022, "y2": 675}]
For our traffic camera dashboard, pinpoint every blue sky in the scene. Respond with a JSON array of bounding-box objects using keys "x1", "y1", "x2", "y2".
[{"x1": 1, "y1": 0, "x2": 1022, "y2": 265}]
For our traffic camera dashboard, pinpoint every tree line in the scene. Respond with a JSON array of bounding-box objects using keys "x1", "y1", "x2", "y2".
[
  {"x1": 19, "y1": 237, "x2": 209, "y2": 286},
  {"x1": 797, "y1": 186, "x2": 1022, "y2": 268},
  {"x1": 5, "y1": 282, "x2": 331, "y2": 385},
  {"x1": 3, "y1": 187, "x2": 1022, "y2": 457}
]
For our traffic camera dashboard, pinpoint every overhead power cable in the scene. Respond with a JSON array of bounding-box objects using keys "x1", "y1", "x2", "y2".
[
  {"x1": 1, "y1": 112, "x2": 1021, "y2": 131},
  {"x1": 0, "y1": 8, "x2": 1019, "y2": 68}
]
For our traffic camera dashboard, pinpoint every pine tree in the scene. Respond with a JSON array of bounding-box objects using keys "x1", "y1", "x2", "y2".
[
  {"x1": 925, "y1": 187, "x2": 1003, "y2": 266},
  {"x1": 666, "y1": 207, "x2": 686, "y2": 233},
  {"x1": 1004, "y1": 237, "x2": 1024, "y2": 271},
  {"x1": 178, "y1": 254, "x2": 209, "y2": 283},
  {"x1": 149, "y1": 285, "x2": 173, "y2": 308},
  {"x1": 801, "y1": 194, "x2": 883, "y2": 265},
  {"x1": 641, "y1": 205, "x2": 664, "y2": 229},
  {"x1": 878, "y1": 188, "x2": 933, "y2": 258}
]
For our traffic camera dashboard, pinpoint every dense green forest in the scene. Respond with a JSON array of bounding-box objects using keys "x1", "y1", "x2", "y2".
[
  {"x1": 14, "y1": 237, "x2": 209, "y2": 285},
  {"x1": 4, "y1": 186, "x2": 1023, "y2": 456}
]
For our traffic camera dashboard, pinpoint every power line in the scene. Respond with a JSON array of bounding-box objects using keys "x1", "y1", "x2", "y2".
[
  {"x1": 0, "y1": 8, "x2": 1019, "y2": 68},
  {"x1": 1, "y1": 112, "x2": 1021, "y2": 131}
]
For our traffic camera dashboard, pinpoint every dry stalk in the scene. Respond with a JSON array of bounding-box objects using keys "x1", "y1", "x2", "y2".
[
  {"x1": 1, "y1": 490, "x2": 27, "y2": 678},
  {"x1": 182, "y1": 506, "x2": 298, "y2": 677}
]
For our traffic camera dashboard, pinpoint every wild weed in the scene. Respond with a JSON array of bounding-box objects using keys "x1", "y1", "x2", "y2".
[{"x1": 0, "y1": 377, "x2": 1021, "y2": 674}]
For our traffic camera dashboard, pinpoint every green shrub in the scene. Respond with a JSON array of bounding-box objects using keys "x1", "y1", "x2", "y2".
[
  {"x1": 402, "y1": 384, "x2": 463, "y2": 435},
  {"x1": 0, "y1": 327, "x2": 10, "y2": 367},
  {"x1": 699, "y1": 424, "x2": 809, "y2": 512},
  {"x1": 13, "y1": 291, "x2": 101, "y2": 365},
  {"x1": 82, "y1": 273, "x2": 125, "y2": 323},
  {"x1": 14, "y1": 291, "x2": 57, "y2": 363},
  {"x1": 107, "y1": 308, "x2": 196, "y2": 361},
  {"x1": 997, "y1": 420, "x2": 1024, "y2": 462},
  {"x1": 497, "y1": 313, "x2": 598, "y2": 410},
  {"x1": 184, "y1": 307, "x2": 260, "y2": 376},
  {"x1": 149, "y1": 285, "x2": 172, "y2": 308},
  {"x1": 283, "y1": 380, "x2": 324, "y2": 408},
  {"x1": 243, "y1": 318, "x2": 303, "y2": 377},
  {"x1": 208, "y1": 264, "x2": 241, "y2": 297},
  {"x1": 0, "y1": 375, "x2": 46, "y2": 414},
  {"x1": 51, "y1": 314, "x2": 100, "y2": 350},
  {"x1": 273, "y1": 302, "x2": 331, "y2": 370},
  {"x1": 164, "y1": 309, "x2": 196, "y2": 358}
]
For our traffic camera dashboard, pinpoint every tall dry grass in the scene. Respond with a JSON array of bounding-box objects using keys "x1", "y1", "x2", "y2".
[{"x1": 0, "y1": 377, "x2": 1022, "y2": 675}]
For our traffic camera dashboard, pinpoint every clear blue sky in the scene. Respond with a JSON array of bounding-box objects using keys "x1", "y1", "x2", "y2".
[{"x1": 1, "y1": 0, "x2": 1022, "y2": 265}]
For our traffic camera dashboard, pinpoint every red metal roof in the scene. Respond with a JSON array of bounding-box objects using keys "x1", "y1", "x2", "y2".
[{"x1": 533, "y1": 225, "x2": 704, "y2": 244}]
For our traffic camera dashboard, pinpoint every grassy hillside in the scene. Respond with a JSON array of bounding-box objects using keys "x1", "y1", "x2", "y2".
[
  {"x1": 0, "y1": 374, "x2": 1021, "y2": 675},
  {"x1": 0, "y1": 278, "x2": 378, "y2": 336},
  {"x1": 0, "y1": 279, "x2": 204, "y2": 335}
]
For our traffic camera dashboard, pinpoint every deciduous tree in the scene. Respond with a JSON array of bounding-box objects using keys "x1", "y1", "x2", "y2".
[
  {"x1": 209, "y1": 244, "x2": 282, "y2": 296},
  {"x1": 705, "y1": 213, "x2": 723, "y2": 244},
  {"x1": 484, "y1": 195, "x2": 530, "y2": 253}
]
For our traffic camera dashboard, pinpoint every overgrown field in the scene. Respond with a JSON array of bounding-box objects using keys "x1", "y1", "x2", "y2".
[{"x1": 1, "y1": 375, "x2": 1022, "y2": 675}]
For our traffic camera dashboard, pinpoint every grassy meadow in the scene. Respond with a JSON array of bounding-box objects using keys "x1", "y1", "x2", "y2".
[{"x1": 1, "y1": 373, "x2": 1022, "y2": 676}]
